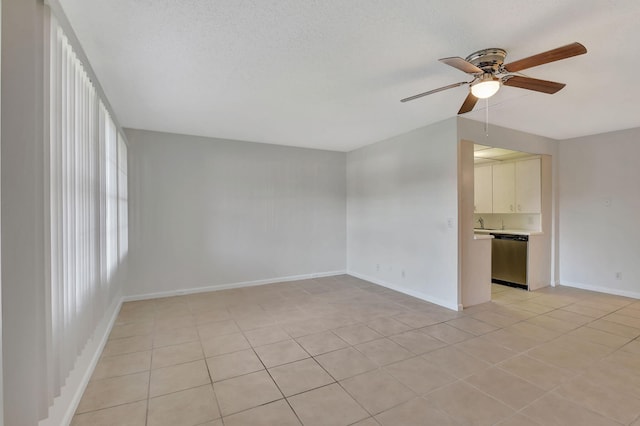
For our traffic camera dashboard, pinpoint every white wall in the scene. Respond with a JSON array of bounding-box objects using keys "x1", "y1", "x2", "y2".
[
  {"x1": 458, "y1": 118, "x2": 559, "y2": 156},
  {"x1": 459, "y1": 139, "x2": 492, "y2": 307},
  {"x1": 558, "y1": 127, "x2": 640, "y2": 298},
  {"x1": 346, "y1": 118, "x2": 459, "y2": 310},
  {"x1": 125, "y1": 128, "x2": 346, "y2": 298}
]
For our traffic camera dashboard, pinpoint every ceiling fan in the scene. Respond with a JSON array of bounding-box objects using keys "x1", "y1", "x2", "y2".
[{"x1": 400, "y1": 42, "x2": 587, "y2": 114}]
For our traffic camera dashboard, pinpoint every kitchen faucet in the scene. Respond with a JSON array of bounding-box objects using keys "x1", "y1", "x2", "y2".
[{"x1": 477, "y1": 217, "x2": 484, "y2": 229}]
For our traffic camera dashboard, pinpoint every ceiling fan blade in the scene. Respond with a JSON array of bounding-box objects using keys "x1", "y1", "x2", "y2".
[
  {"x1": 439, "y1": 57, "x2": 483, "y2": 74},
  {"x1": 400, "y1": 81, "x2": 469, "y2": 102},
  {"x1": 503, "y1": 42, "x2": 587, "y2": 72},
  {"x1": 458, "y1": 92, "x2": 478, "y2": 114},
  {"x1": 503, "y1": 75, "x2": 566, "y2": 94}
]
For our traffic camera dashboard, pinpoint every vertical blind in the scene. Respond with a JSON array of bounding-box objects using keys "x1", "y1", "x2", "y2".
[
  {"x1": 48, "y1": 17, "x2": 128, "y2": 404},
  {"x1": 118, "y1": 133, "x2": 129, "y2": 262}
]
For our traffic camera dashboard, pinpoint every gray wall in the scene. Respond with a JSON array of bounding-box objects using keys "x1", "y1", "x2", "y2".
[
  {"x1": 0, "y1": 0, "x2": 4, "y2": 420},
  {"x1": 346, "y1": 118, "x2": 460, "y2": 309},
  {"x1": 558, "y1": 127, "x2": 640, "y2": 297},
  {"x1": 2, "y1": 0, "x2": 49, "y2": 423},
  {"x1": 125, "y1": 129, "x2": 346, "y2": 297}
]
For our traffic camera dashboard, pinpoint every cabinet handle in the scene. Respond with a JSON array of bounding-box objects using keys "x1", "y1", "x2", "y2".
[
  {"x1": 510, "y1": 204, "x2": 514, "y2": 212},
  {"x1": 517, "y1": 204, "x2": 521, "y2": 211}
]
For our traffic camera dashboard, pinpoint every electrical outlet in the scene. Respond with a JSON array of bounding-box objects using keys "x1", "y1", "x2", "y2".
[
  {"x1": 604, "y1": 197, "x2": 612, "y2": 207},
  {"x1": 447, "y1": 218, "x2": 454, "y2": 228},
  {"x1": 527, "y1": 216, "x2": 534, "y2": 225},
  {"x1": 615, "y1": 272, "x2": 622, "y2": 280}
]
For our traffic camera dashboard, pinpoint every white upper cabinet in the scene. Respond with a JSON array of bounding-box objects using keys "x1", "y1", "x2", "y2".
[
  {"x1": 474, "y1": 157, "x2": 541, "y2": 215},
  {"x1": 492, "y1": 162, "x2": 516, "y2": 213},
  {"x1": 474, "y1": 165, "x2": 493, "y2": 213},
  {"x1": 515, "y1": 157, "x2": 541, "y2": 213}
]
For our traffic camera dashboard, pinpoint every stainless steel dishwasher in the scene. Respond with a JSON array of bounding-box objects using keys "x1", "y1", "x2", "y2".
[{"x1": 491, "y1": 234, "x2": 528, "y2": 289}]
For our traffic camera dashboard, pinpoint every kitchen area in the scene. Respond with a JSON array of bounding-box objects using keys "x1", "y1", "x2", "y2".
[{"x1": 459, "y1": 141, "x2": 553, "y2": 308}]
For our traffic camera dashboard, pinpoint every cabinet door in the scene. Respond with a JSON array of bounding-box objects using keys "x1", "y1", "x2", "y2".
[
  {"x1": 515, "y1": 158, "x2": 541, "y2": 213},
  {"x1": 492, "y1": 162, "x2": 515, "y2": 213},
  {"x1": 474, "y1": 165, "x2": 493, "y2": 213}
]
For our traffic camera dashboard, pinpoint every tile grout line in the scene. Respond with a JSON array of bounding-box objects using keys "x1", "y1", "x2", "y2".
[{"x1": 247, "y1": 332, "x2": 308, "y2": 424}]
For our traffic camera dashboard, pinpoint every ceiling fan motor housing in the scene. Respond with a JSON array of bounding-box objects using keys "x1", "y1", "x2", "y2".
[{"x1": 465, "y1": 48, "x2": 507, "y2": 74}]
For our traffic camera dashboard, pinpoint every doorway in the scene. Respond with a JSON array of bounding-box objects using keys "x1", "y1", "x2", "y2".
[{"x1": 459, "y1": 137, "x2": 554, "y2": 309}]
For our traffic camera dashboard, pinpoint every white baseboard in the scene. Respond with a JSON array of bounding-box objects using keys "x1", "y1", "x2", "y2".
[
  {"x1": 560, "y1": 280, "x2": 640, "y2": 300},
  {"x1": 39, "y1": 292, "x2": 123, "y2": 426},
  {"x1": 310, "y1": 270, "x2": 347, "y2": 279},
  {"x1": 347, "y1": 271, "x2": 460, "y2": 311},
  {"x1": 123, "y1": 270, "x2": 347, "y2": 302}
]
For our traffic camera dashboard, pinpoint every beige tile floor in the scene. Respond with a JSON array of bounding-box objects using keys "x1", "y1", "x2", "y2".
[{"x1": 73, "y1": 276, "x2": 640, "y2": 425}]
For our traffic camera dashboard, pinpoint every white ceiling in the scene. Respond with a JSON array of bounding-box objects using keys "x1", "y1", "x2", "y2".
[
  {"x1": 58, "y1": 0, "x2": 640, "y2": 152},
  {"x1": 473, "y1": 144, "x2": 535, "y2": 165}
]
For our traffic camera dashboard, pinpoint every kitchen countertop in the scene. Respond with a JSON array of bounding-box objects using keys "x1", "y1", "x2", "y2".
[
  {"x1": 474, "y1": 229, "x2": 543, "y2": 236},
  {"x1": 473, "y1": 233, "x2": 494, "y2": 240}
]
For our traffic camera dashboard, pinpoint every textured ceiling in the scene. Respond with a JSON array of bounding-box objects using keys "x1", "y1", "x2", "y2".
[{"x1": 58, "y1": 0, "x2": 640, "y2": 151}]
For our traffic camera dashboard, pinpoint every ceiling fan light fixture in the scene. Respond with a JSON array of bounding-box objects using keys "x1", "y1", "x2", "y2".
[{"x1": 471, "y1": 75, "x2": 500, "y2": 99}]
